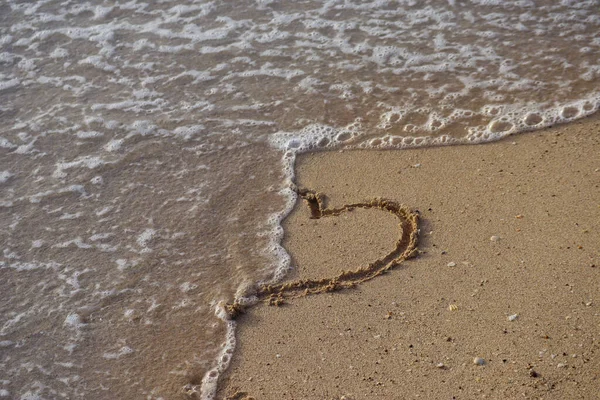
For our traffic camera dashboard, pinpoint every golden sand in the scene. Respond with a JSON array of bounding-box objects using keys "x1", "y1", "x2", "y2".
[{"x1": 219, "y1": 116, "x2": 600, "y2": 399}]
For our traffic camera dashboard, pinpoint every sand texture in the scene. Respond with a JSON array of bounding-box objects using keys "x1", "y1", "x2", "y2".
[{"x1": 218, "y1": 117, "x2": 600, "y2": 400}]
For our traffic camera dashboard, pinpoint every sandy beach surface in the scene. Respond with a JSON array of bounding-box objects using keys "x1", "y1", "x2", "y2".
[{"x1": 218, "y1": 117, "x2": 600, "y2": 400}]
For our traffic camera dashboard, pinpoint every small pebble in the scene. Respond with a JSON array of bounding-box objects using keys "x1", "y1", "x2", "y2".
[
  {"x1": 448, "y1": 304, "x2": 459, "y2": 311},
  {"x1": 447, "y1": 261, "x2": 456, "y2": 267},
  {"x1": 473, "y1": 357, "x2": 485, "y2": 366},
  {"x1": 557, "y1": 363, "x2": 567, "y2": 368},
  {"x1": 490, "y1": 235, "x2": 500, "y2": 242},
  {"x1": 529, "y1": 370, "x2": 539, "y2": 378},
  {"x1": 413, "y1": 163, "x2": 421, "y2": 168},
  {"x1": 507, "y1": 314, "x2": 518, "y2": 322},
  {"x1": 436, "y1": 363, "x2": 445, "y2": 369}
]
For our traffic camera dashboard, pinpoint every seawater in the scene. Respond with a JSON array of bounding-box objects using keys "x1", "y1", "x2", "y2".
[{"x1": 0, "y1": 1, "x2": 598, "y2": 399}]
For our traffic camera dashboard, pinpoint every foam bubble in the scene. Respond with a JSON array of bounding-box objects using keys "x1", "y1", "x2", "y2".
[
  {"x1": 524, "y1": 113, "x2": 543, "y2": 126},
  {"x1": 269, "y1": 120, "x2": 362, "y2": 152}
]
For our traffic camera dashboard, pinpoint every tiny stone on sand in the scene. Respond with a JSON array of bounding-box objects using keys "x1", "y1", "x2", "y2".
[
  {"x1": 447, "y1": 261, "x2": 456, "y2": 267},
  {"x1": 473, "y1": 357, "x2": 485, "y2": 366},
  {"x1": 490, "y1": 235, "x2": 501, "y2": 242},
  {"x1": 529, "y1": 370, "x2": 539, "y2": 378},
  {"x1": 507, "y1": 314, "x2": 518, "y2": 321}
]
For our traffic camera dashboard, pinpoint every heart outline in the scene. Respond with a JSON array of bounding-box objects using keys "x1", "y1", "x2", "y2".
[{"x1": 225, "y1": 187, "x2": 419, "y2": 318}]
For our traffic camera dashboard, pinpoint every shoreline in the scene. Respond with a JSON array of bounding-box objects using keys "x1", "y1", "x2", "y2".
[{"x1": 217, "y1": 116, "x2": 600, "y2": 399}]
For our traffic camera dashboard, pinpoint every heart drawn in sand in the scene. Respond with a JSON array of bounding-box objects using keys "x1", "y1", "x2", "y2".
[{"x1": 225, "y1": 187, "x2": 419, "y2": 319}]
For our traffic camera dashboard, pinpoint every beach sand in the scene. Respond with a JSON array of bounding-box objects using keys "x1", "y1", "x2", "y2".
[{"x1": 218, "y1": 116, "x2": 600, "y2": 399}]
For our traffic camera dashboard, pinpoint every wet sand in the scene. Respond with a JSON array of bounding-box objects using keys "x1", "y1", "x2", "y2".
[{"x1": 218, "y1": 116, "x2": 600, "y2": 399}]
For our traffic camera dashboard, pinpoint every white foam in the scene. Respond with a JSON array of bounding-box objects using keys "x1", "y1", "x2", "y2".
[
  {"x1": 53, "y1": 237, "x2": 92, "y2": 249},
  {"x1": 63, "y1": 313, "x2": 84, "y2": 329},
  {"x1": 103, "y1": 346, "x2": 134, "y2": 360},
  {"x1": 95, "y1": 206, "x2": 113, "y2": 216},
  {"x1": 17, "y1": 58, "x2": 36, "y2": 72},
  {"x1": 53, "y1": 156, "x2": 108, "y2": 179},
  {"x1": 0, "y1": 137, "x2": 17, "y2": 149},
  {"x1": 58, "y1": 211, "x2": 84, "y2": 220},
  {"x1": 5, "y1": 261, "x2": 61, "y2": 272},
  {"x1": 136, "y1": 228, "x2": 156, "y2": 250},
  {"x1": 89, "y1": 233, "x2": 113, "y2": 241},
  {"x1": 199, "y1": 303, "x2": 237, "y2": 400},
  {"x1": 179, "y1": 282, "x2": 198, "y2": 293},
  {"x1": 269, "y1": 120, "x2": 363, "y2": 152},
  {"x1": 92, "y1": 5, "x2": 113, "y2": 20},
  {"x1": 76, "y1": 131, "x2": 103, "y2": 139},
  {"x1": 0, "y1": 78, "x2": 19, "y2": 91},
  {"x1": 13, "y1": 139, "x2": 37, "y2": 155},
  {"x1": 172, "y1": 125, "x2": 204, "y2": 140},
  {"x1": 0, "y1": 35, "x2": 12, "y2": 45},
  {"x1": 0, "y1": 171, "x2": 13, "y2": 184},
  {"x1": 104, "y1": 139, "x2": 123, "y2": 152},
  {"x1": 49, "y1": 47, "x2": 68, "y2": 58},
  {"x1": 19, "y1": 392, "x2": 41, "y2": 400}
]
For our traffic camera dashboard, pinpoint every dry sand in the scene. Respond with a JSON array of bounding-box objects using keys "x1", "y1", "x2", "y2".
[{"x1": 218, "y1": 116, "x2": 600, "y2": 400}]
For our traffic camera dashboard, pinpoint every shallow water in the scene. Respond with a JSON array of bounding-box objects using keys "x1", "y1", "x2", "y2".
[{"x1": 1, "y1": 1, "x2": 599, "y2": 399}]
